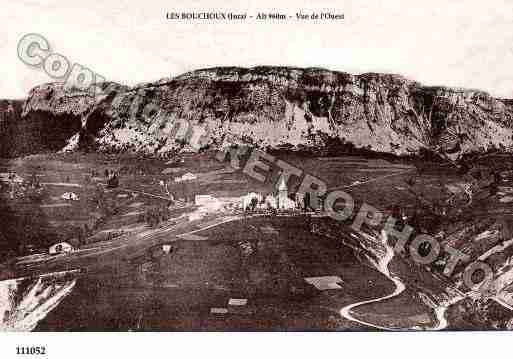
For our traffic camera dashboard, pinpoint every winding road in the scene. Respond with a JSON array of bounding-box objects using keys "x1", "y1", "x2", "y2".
[
  {"x1": 339, "y1": 230, "x2": 406, "y2": 331},
  {"x1": 339, "y1": 229, "x2": 459, "y2": 331}
]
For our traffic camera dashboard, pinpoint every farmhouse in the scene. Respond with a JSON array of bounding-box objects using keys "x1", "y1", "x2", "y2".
[
  {"x1": 195, "y1": 194, "x2": 223, "y2": 211},
  {"x1": 174, "y1": 172, "x2": 197, "y2": 182},
  {"x1": 49, "y1": 242, "x2": 74, "y2": 255}
]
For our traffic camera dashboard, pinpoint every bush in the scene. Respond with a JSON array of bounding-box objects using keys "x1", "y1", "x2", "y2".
[
  {"x1": 0, "y1": 201, "x2": 54, "y2": 258},
  {"x1": 1, "y1": 172, "x2": 45, "y2": 202},
  {"x1": 140, "y1": 205, "x2": 171, "y2": 227}
]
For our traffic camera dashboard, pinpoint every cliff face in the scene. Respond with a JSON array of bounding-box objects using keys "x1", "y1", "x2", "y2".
[{"x1": 3, "y1": 66, "x2": 513, "y2": 158}]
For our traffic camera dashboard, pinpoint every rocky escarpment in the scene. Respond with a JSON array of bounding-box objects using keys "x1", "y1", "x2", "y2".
[
  {"x1": 0, "y1": 85, "x2": 93, "y2": 157},
  {"x1": 2, "y1": 66, "x2": 513, "y2": 158}
]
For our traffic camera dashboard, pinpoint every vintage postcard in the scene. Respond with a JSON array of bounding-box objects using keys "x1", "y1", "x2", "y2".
[{"x1": 0, "y1": 0, "x2": 512, "y2": 357}]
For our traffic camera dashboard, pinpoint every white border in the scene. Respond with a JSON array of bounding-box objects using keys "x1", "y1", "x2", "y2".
[{"x1": 1, "y1": 332, "x2": 512, "y2": 359}]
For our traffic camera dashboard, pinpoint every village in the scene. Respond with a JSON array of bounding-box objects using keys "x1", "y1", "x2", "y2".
[
  {"x1": 0, "y1": 152, "x2": 329, "y2": 260},
  {"x1": 192, "y1": 175, "x2": 323, "y2": 214},
  {"x1": 0, "y1": 148, "x2": 505, "y2": 262}
]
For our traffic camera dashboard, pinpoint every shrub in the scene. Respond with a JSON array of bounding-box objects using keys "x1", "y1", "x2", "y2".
[{"x1": 140, "y1": 205, "x2": 171, "y2": 227}]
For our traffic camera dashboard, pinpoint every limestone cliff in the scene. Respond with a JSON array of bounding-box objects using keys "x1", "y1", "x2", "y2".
[{"x1": 3, "y1": 66, "x2": 513, "y2": 158}]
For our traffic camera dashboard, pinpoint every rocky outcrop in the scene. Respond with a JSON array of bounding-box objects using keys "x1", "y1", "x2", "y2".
[
  {"x1": 2, "y1": 66, "x2": 513, "y2": 158},
  {"x1": 0, "y1": 271, "x2": 77, "y2": 331}
]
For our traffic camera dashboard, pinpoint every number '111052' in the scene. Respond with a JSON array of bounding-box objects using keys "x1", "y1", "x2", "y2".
[{"x1": 16, "y1": 346, "x2": 46, "y2": 355}]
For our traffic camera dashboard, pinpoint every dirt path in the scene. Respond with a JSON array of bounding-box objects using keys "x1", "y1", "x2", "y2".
[
  {"x1": 40, "y1": 182, "x2": 82, "y2": 188},
  {"x1": 330, "y1": 169, "x2": 416, "y2": 191}
]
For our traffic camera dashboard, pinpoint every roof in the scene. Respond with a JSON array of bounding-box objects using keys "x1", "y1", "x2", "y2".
[
  {"x1": 49, "y1": 242, "x2": 73, "y2": 248},
  {"x1": 175, "y1": 172, "x2": 198, "y2": 182}
]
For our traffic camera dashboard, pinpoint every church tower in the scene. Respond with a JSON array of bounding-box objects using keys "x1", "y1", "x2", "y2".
[{"x1": 277, "y1": 175, "x2": 288, "y2": 209}]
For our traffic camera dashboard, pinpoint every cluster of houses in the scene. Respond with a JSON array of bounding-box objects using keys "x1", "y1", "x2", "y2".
[
  {"x1": 158, "y1": 162, "x2": 324, "y2": 213},
  {"x1": 240, "y1": 176, "x2": 322, "y2": 212},
  {"x1": 184, "y1": 175, "x2": 322, "y2": 215}
]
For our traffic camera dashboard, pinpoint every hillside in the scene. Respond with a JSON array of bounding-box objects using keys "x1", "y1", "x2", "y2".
[
  {"x1": 0, "y1": 99, "x2": 25, "y2": 157},
  {"x1": 2, "y1": 66, "x2": 513, "y2": 158}
]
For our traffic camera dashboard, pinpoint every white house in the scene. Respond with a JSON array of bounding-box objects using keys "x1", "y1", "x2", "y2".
[
  {"x1": 49, "y1": 242, "x2": 74, "y2": 255},
  {"x1": 195, "y1": 195, "x2": 217, "y2": 206},
  {"x1": 174, "y1": 172, "x2": 197, "y2": 182},
  {"x1": 61, "y1": 192, "x2": 79, "y2": 201},
  {"x1": 162, "y1": 244, "x2": 173, "y2": 254},
  {"x1": 194, "y1": 195, "x2": 223, "y2": 211}
]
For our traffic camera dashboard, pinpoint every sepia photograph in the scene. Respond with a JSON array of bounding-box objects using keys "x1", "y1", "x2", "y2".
[{"x1": 1, "y1": 0, "x2": 513, "y2": 357}]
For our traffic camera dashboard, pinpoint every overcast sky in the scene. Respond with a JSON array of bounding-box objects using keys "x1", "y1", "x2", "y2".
[{"x1": 2, "y1": 0, "x2": 513, "y2": 98}]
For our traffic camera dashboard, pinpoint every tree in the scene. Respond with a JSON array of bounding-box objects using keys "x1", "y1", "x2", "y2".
[
  {"x1": 249, "y1": 197, "x2": 258, "y2": 211},
  {"x1": 303, "y1": 192, "x2": 311, "y2": 211}
]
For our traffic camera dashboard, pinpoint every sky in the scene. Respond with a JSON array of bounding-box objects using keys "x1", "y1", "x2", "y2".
[{"x1": 2, "y1": 0, "x2": 513, "y2": 98}]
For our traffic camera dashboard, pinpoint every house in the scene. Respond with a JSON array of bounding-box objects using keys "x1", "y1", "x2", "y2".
[
  {"x1": 265, "y1": 193, "x2": 278, "y2": 209},
  {"x1": 49, "y1": 242, "x2": 74, "y2": 255},
  {"x1": 195, "y1": 195, "x2": 217, "y2": 206},
  {"x1": 61, "y1": 192, "x2": 79, "y2": 201},
  {"x1": 174, "y1": 172, "x2": 197, "y2": 182},
  {"x1": 162, "y1": 244, "x2": 173, "y2": 254},
  {"x1": 195, "y1": 195, "x2": 223, "y2": 211},
  {"x1": 0, "y1": 172, "x2": 24, "y2": 184},
  {"x1": 107, "y1": 171, "x2": 119, "y2": 188},
  {"x1": 295, "y1": 192, "x2": 304, "y2": 209}
]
